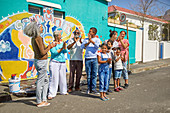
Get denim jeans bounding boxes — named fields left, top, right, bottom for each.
left=107, top=68, right=112, bottom=90
left=85, top=58, right=98, bottom=91
left=34, top=59, right=49, bottom=104
left=98, top=64, right=109, bottom=92
left=122, top=61, right=128, bottom=79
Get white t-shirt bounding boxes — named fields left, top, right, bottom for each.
left=107, top=50, right=114, bottom=68
left=114, top=55, right=123, bottom=70
left=97, top=52, right=111, bottom=65
left=67, top=38, right=83, bottom=61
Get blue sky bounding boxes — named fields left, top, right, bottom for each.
left=108, top=0, right=170, bottom=16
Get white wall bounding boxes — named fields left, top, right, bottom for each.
left=110, top=12, right=169, bottom=63
left=163, top=41, right=170, bottom=59
left=143, top=40, right=159, bottom=62
left=135, top=29, right=142, bottom=62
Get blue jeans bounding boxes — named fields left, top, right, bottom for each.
left=122, top=61, right=128, bottom=79
left=98, top=64, right=109, bottom=92
left=107, top=68, right=112, bottom=90
left=85, top=58, right=98, bottom=91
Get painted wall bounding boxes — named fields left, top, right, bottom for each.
left=108, top=23, right=136, bottom=64
left=42, top=0, right=109, bottom=41
left=0, top=0, right=109, bottom=82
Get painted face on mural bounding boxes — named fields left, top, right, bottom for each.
left=74, top=30, right=80, bottom=38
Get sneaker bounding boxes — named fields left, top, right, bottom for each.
left=86, top=90, right=90, bottom=94
left=118, top=87, right=123, bottom=90
left=114, top=88, right=119, bottom=92
left=124, top=84, right=129, bottom=89
left=108, top=89, right=113, bottom=93
left=91, top=90, right=100, bottom=95
left=68, top=88, right=72, bottom=93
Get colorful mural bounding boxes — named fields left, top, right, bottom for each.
left=0, top=7, right=86, bottom=82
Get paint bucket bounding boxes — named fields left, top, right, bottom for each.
left=9, top=77, right=20, bottom=93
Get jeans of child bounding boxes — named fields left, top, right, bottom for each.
left=34, top=59, right=49, bottom=104
left=98, top=65, right=109, bottom=92
left=85, top=58, right=98, bottom=91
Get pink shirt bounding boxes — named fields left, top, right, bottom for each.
left=118, top=39, right=129, bottom=62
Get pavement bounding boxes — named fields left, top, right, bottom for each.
left=1, top=58, right=170, bottom=103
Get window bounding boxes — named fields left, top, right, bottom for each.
left=28, top=5, right=41, bottom=15
left=54, top=11, right=63, bottom=19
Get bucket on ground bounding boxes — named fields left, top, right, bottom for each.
left=9, top=77, right=20, bottom=93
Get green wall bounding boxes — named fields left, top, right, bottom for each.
left=0, top=0, right=28, bottom=19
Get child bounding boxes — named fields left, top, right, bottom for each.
left=114, top=47, right=123, bottom=92
left=97, top=43, right=112, bottom=101
left=106, top=40, right=114, bottom=93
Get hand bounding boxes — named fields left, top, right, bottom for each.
left=79, top=35, right=82, bottom=43
left=74, top=37, right=79, bottom=42
left=88, top=33, right=92, bottom=41
left=118, top=36, right=122, bottom=41
left=49, top=42, right=56, bottom=49
left=63, top=41, right=66, bottom=49
left=107, top=58, right=112, bottom=63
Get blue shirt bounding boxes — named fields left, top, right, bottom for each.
left=81, top=37, right=100, bottom=59
left=50, top=42, right=68, bottom=62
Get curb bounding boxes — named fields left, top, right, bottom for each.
left=131, top=63, right=170, bottom=73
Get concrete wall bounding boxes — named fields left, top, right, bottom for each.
left=143, top=40, right=159, bottom=62
left=163, top=41, right=170, bottom=59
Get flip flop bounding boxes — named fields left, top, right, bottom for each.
left=100, top=97, right=107, bottom=101
left=104, top=97, right=109, bottom=100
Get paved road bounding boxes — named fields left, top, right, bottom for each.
left=1, top=66, right=170, bottom=113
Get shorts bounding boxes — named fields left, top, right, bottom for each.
left=114, top=70, right=122, bottom=79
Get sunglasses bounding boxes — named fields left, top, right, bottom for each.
left=74, top=32, right=80, bottom=34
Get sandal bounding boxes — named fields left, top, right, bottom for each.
left=104, top=96, right=109, bottom=100
left=100, top=97, right=107, bottom=101
left=37, top=102, right=50, bottom=107
left=48, top=97, right=53, bottom=100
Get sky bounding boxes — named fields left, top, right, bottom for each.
left=108, top=0, right=170, bottom=16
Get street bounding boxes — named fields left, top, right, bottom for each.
left=1, top=66, right=170, bottom=113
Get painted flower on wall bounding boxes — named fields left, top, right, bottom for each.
left=0, top=40, right=11, bottom=53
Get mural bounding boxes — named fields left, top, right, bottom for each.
left=0, top=7, right=86, bottom=82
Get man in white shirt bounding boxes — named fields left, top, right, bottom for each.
left=67, top=29, right=83, bottom=92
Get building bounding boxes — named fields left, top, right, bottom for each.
left=0, top=0, right=112, bottom=82
left=108, top=5, right=170, bottom=63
